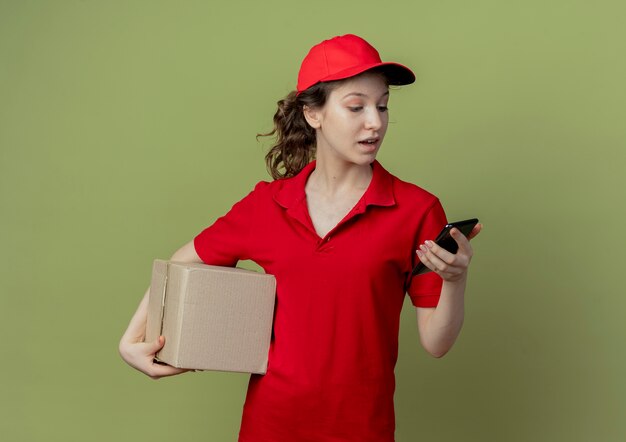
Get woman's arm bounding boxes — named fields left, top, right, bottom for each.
left=414, top=224, right=482, bottom=358
left=118, top=240, right=202, bottom=379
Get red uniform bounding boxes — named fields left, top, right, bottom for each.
left=194, top=160, right=447, bottom=441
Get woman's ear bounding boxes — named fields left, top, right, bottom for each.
left=303, top=105, right=322, bottom=129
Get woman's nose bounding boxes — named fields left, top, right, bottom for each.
left=364, top=109, right=382, bottom=130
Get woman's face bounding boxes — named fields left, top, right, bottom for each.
left=306, top=72, right=390, bottom=167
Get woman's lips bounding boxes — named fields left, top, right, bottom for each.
left=358, top=139, right=379, bottom=151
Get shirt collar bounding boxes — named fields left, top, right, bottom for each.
left=273, top=159, right=396, bottom=209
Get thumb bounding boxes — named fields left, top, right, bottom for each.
left=146, top=335, right=166, bottom=354
left=467, top=223, right=482, bottom=241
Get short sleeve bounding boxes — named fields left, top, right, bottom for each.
left=193, top=181, right=269, bottom=267
left=406, top=198, right=448, bottom=308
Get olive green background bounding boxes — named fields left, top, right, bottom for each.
left=1, top=1, right=624, bottom=441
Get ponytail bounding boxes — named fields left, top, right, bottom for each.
left=259, top=81, right=339, bottom=180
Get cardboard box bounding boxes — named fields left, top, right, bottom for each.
left=145, top=260, right=276, bottom=374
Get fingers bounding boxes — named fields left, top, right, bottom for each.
left=144, top=337, right=191, bottom=379
left=416, top=234, right=472, bottom=281
left=416, top=245, right=444, bottom=273
left=147, top=362, right=190, bottom=380
left=122, top=335, right=191, bottom=380
left=419, top=241, right=462, bottom=273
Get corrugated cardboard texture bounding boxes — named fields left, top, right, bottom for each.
left=145, top=260, right=276, bottom=374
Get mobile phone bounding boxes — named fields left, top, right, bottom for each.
left=411, top=218, right=479, bottom=277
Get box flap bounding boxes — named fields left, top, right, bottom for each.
left=145, top=259, right=167, bottom=344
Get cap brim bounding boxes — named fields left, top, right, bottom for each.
left=320, top=62, right=416, bottom=86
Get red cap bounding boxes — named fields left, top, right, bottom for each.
left=296, top=34, right=415, bottom=94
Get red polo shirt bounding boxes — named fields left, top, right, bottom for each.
left=194, top=160, right=447, bottom=442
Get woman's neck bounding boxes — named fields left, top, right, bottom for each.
left=307, top=156, right=374, bottom=197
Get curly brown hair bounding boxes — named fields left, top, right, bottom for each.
left=258, top=81, right=339, bottom=180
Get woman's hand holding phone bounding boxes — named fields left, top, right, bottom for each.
left=415, top=221, right=482, bottom=283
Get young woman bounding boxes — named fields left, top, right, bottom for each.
left=119, top=34, right=482, bottom=442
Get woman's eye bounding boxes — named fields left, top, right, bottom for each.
left=348, top=105, right=388, bottom=112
